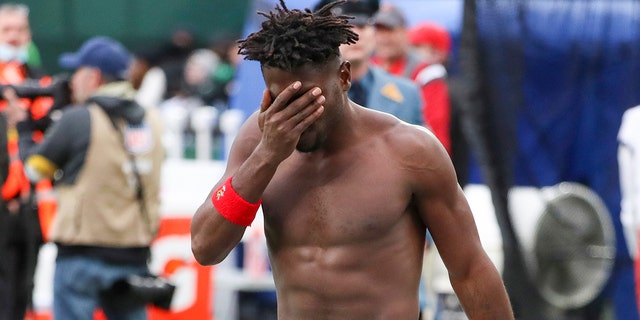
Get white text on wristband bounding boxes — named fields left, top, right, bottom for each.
left=211, top=177, right=262, bottom=226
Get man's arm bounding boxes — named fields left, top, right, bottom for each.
left=410, top=129, right=514, bottom=319
left=189, top=110, right=273, bottom=266
left=190, top=81, right=325, bottom=265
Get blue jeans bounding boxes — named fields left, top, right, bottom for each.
left=53, top=255, right=149, bottom=320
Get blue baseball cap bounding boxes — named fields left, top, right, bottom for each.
left=59, top=36, right=131, bottom=79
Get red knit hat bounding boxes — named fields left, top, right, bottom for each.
left=407, top=22, right=452, bottom=55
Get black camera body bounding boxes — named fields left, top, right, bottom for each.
left=0, top=75, right=72, bottom=113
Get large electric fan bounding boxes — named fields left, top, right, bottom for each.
left=531, top=182, right=616, bottom=310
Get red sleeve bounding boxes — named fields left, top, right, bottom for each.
left=420, top=79, right=451, bottom=155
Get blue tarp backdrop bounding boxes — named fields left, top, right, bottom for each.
left=466, top=1, right=640, bottom=318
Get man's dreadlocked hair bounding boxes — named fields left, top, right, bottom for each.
left=238, top=0, right=359, bottom=71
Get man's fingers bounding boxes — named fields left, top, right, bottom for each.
left=258, top=89, right=271, bottom=132
left=276, top=86, right=323, bottom=121
left=259, top=89, right=271, bottom=112
left=261, top=82, right=324, bottom=137
left=269, top=81, right=301, bottom=112
left=286, top=93, right=325, bottom=129
left=291, top=104, right=324, bottom=134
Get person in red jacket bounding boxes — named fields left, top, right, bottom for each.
left=407, top=21, right=454, bottom=156
left=371, top=4, right=452, bottom=155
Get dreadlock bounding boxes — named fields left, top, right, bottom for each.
left=238, top=0, right=359, bottom=71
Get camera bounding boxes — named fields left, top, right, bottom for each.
left=0, top=75, right=72, bottom=114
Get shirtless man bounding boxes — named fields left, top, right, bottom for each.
left=190, top=1, right=514, bottom=319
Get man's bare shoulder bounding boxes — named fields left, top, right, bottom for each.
left=365, top=110, right=447, bottom=169
left=358, top=110, right=456, bottom=201
left=362, top=110, right=459, bottom=205
left=236, top=111, right=261, bottom=138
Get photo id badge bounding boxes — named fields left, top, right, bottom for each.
left=124, top=122, right=154, bottom=154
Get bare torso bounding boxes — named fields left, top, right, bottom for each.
left=192, top=70, right=513, bottom=320
left=262, top=114, right=427, bottom=319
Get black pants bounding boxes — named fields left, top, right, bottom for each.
left=0, top=205, right=10, bottom=320
left=0, top=202, right=42, bottom=320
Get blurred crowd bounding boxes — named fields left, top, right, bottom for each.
left=128, top=27, right=242, bottom=160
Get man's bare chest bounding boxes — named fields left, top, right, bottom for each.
left=262, top=160, right=412, bottom=245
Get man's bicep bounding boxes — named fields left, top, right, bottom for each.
left=414, top=148, right=484, bottom=278
left=422, top=187, right=486, bottom=279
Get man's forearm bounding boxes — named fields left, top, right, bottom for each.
left=230, top=143, right=280, bottom=204
left=451, top=259, right=514, bottom=319
left=191, top=144, right=280, bottom=265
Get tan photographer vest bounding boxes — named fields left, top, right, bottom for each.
left=50, top=104, right=164, bottom=247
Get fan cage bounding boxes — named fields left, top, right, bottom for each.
left=531, top=182, right=616, bottom=310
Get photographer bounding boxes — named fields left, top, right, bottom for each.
left=0, top=4, right=56, bottom=320
left=11, top=36, right=164, bottom=320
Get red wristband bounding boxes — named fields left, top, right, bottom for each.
left=211, top=177, right=261, bottom=227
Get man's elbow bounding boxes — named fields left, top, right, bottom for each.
left=191, top=238, right=223, bottom=266
left=191, top=237, right=218, bottom=266
left=192, top=250, right=216, bottom=266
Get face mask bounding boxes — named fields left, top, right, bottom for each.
left=0, top=43, right=28, bottom=63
